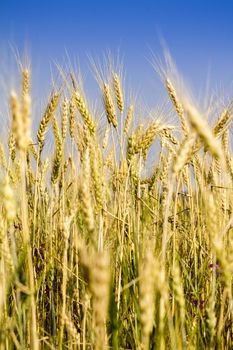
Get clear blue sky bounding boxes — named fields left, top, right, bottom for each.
left=0, top=0, right=233, bottom=105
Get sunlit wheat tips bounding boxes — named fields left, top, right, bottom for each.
left=213, top=108, right=231, bottom=138
left=90, top=144, right=105, bottom=210
left=69, top=94, right=76, bottom=139
left=113, top=73, right=124, bottom=112
left=159, top=127, right=178, bottom=145
left=51, top=115, right=62, bottom=184
left=172, top=133, right=196, bottom=175
left=102, top=125, right=110, bottom=149
left=134, top=120, right=160, bottom=154
left=165, top=78, right=188, bottom=136
left=74, top=90, right=96, bottom=135
left=184, top=101, right=224, bottom=161
left=37, top=92, right=60, bottom=153
left=103, top=83, right=118, bottom=128
left=124, top=104, right=134, bottom=134
left=8, top=131, right=16, bottom=161
left=79, top=147, right=95, bottom=234
left=10, top=91, right=23, bottom=151
left=21, top=69, right=32, bottom=150
left=61, top=97, right=69, bottom=140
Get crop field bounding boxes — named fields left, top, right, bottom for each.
left=0, top=55, right=232, bottom=350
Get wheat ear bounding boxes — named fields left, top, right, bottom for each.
left=184, top=102, right=224, bottom=160
left=166, top=78, right=188, bottom=135
left=103, top=83, right=118, bottom=128
left=37, top=92, right=60, bottom=153
left=74, top=91, right=96, bottom=135
left=113, top=73, right=124, bottom=112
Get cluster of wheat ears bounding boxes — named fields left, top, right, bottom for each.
left=0, top=55, right=232, bottom=350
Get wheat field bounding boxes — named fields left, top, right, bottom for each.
left=0, top=56, right=232, bottom=350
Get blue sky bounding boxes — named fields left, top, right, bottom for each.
left=0, top=0, right=233, bottom=105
